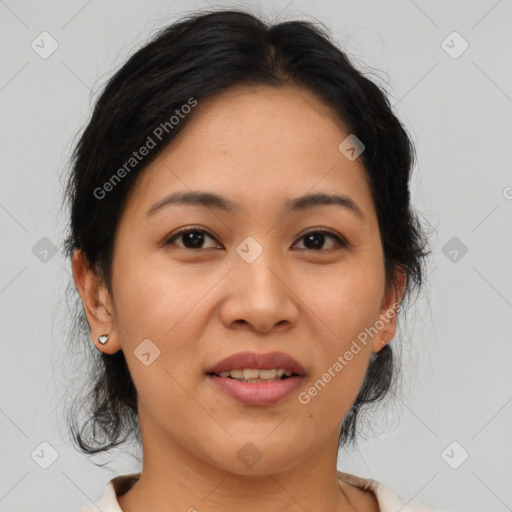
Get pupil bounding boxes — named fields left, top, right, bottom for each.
left=304, top=233, right=324, bottom=249
left=183, top=231, right=204, bottom=248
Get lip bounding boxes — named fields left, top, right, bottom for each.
left=208, top=374, right=304, bottom=406
left=206, top=351, right=306, bottom=376
left=205, top=351, right=306, bottom=406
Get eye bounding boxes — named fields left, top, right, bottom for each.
left=164, top=227, right=347, bottom=252
left=293, top=230, right=347, bottom=252
left=165, top=228, right=220, bottom=250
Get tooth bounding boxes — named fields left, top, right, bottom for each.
left=258, top=369, right=277, bottom=379
left=215, top=368, right=296, bottom=380
left=242, top=369, right=260, bottom=379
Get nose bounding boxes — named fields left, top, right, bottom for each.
left=218, top=245, right=299, bottom=334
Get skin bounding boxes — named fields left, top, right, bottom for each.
left=73, top=84, right=406, bottom=512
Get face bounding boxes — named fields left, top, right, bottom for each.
left=75, top=84, right=404, bottom=476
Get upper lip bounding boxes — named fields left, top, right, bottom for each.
left=206, top=351, right=306, bottom=376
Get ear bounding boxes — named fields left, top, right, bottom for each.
left=72, top=249, right=122, bottom=354
left=371, top=266, right=407, bottom=354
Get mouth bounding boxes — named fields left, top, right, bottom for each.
left=205, top=351, right=306, bottom=405
left=208, top=368, right=301, bottom=382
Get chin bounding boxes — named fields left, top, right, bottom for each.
left=204, top=438, right=310, bottom=477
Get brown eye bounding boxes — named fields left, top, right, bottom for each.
left=293, top=231, right=346, bottom=251
left=166, top=228, right=219, bottom=250
left=164, top=228, right=347, bottom=252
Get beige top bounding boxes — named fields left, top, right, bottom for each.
left=77, top=471, right=440, bottom=512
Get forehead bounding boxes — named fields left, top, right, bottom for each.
left=172, top=83, right=351, bottom=154
left=125, top=84, right=376, bottom=221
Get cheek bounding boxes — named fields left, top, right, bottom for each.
left=111, top=250, right=211, bottom=339
left=110, top=253, right=218, bottom=395
left=299, top=258, right=384, bottom=345
left=112, top=260, right=206, bottom=410
left=295, top=258, right=383, bottom=406
left=299, top=293, right=375, bottom=426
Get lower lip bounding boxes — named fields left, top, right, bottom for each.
left=207, top=375, right=304, bottom=406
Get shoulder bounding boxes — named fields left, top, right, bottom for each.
left=78, top=471, right=441, bottom=512
left=337, top=471, right=440, bottom=512
left=77, top=473, right=140, bottom=512
left=77, top=483, right=119, bottom=512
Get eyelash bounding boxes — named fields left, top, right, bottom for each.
left=164, top=226, right=348, bottom=252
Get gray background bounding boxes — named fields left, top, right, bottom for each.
left=1, top=1, right=511, bottom=511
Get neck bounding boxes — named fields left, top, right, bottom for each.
left=117, top=424, right=355, bottom=512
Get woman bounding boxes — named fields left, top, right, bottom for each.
left=66, top=8, right=436, bottom=512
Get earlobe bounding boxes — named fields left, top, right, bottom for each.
left=71, top=249, right=121, bottom=354
left=372, top=266, right=407, bottom=353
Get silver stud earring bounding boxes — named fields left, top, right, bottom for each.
left=98, top=334, right=110, bottom=345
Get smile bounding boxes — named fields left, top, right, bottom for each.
left=215, top=368, right=296, bottom=382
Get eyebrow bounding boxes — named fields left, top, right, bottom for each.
left=146, top=190, right=365, bottom=220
